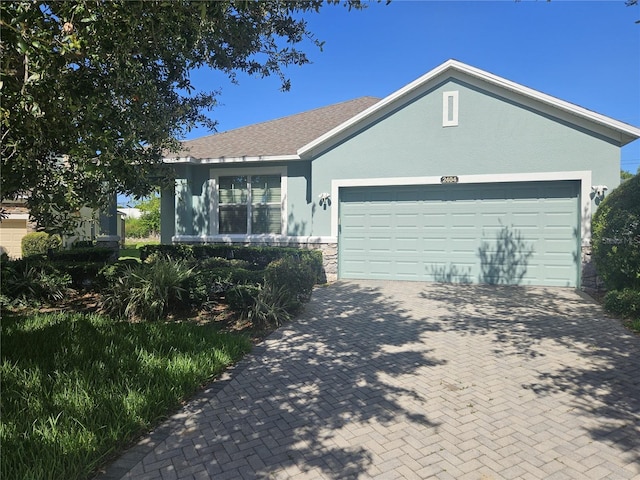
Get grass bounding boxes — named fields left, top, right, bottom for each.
left=1, top=311, right=252, bottom=480
left=625, top=318, right=640, bottom=334
left=119, top=239, right=160, bottom=260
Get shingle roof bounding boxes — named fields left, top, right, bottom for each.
left=169, top=96, right=380, bottom=160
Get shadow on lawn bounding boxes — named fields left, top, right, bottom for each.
left=420, top=283, right=640, bottom=467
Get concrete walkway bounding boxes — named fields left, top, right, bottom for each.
left=99, top=280, right=640, bottom=480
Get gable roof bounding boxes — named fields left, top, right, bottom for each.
left=298, top=59, right=640, bottom=159
left=166, top=96, right=380, bottom=163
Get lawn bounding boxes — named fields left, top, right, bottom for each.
left=119, top=239, right=159, bottom=260
left=0, top=311, right=252, bottom=480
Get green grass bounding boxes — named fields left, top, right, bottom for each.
left=119, top=247, right=139, bottom=259
left=626, top=318, right=640, bottom=334
left=1, top=311, right=251, bottom=480
left=119, top=240, right=160, bottom=260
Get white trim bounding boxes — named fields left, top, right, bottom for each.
left=298, top=59, right=640, bottom=157
left=209, top=166, right=287, bottom=236
left=442, top=91, right=459, bottom=127
left=165, top=155, right=299, bottom=164
left=331, top=170, right=592, bottom=245
left=5, top=213, right=29, bottom=220
left=172, top=235, right=336, bottom=245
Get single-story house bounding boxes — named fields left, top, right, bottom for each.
left=161, top=59, right=640, bottom=288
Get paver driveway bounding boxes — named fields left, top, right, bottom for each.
left=99, top=280, right=640, bottom=480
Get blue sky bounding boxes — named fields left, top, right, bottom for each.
left=187, top=1, right=640, bottom=171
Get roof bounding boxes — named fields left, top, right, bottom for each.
left=299, top=59, right=640, bottom=158
left=165, top=59, right=640, bottom=164
left=166, top=97, right=380, bottom=163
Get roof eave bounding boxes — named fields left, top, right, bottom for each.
left=163, top=154, right=301, bottom=165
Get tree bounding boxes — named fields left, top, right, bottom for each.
left=135, top=193, right=161, bottom=238
left=621, top=169, right=634, bottom=182
left=1, top=1, right=367, bottom=232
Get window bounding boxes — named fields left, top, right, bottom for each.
left=217, top=173, right=282, bottom=234
left=442, top=90, right=459, bottom=127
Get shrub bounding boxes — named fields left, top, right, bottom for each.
left=1, top=259, right=71, bottom=306
left=140, top=245, right=326, bottom=278
left=265, top=255, right=316, bottom=305
left=140, top=244, right=194, bottom=261
left=100, top=257, right=194, bottom=321
left=51, top=261, right=105, bottom=290
left=97, top=258, right=142, bottom=285
left=592, top=174, right=640, bottom=290
left=604, top=288, right=640, bottom=320
left=50, top=247, right=115, bottom=263
left=187, top=258, right=264, bottom=306
left=226, top=284, right=261, bottom=313
left=21, top=232, right=61, bottom=257
left=246, top=283, right=297, bottom=327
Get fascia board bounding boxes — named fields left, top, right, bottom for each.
left=163, top=154, right=300, bottom=164
left=455, top=62, right=640, bottom=145
left=298, top=59, right=640, bottom=158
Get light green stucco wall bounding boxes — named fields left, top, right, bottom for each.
left=161, top=79, right=622, bottom=241
left=304, top=79, right=620, bottom=237
left=161, top=161, right=314, bottom=238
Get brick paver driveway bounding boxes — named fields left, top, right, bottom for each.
left=100, top=280, right=640, bottom=480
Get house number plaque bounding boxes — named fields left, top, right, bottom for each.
left=440, top=175, right=459, bottom=184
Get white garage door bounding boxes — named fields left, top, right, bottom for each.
left=0, top=219, right=28, bottom=259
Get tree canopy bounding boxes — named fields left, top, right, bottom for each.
left=1, top=0, right=366, bottom=232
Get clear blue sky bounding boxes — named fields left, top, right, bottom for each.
left=188, top=1, right=640, bottom=169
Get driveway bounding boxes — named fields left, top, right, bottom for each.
left=100, top=280, right=640, bottom=480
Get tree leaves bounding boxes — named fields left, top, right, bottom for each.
left=1, top=0, right=366, bottom=233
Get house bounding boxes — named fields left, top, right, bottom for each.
left=161, top=59, right=640, bottom=288
left=0, top=201, right=125, bottom=258
left=0, top=198, right=34, bottom=259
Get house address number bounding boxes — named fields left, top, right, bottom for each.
left=440, top=175, right=459, bottom=184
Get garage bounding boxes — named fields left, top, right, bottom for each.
left=338, top=180, right=580, bottom=287
left=0, top=218, right=28, bottom=259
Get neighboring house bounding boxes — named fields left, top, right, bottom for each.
left=161, top=59, right=640, bottom=288
left=0, top=198, right=34, bottom=259
left=119, top=207, right=142, bottom=220
left=0, top=202, right=124, bottom=258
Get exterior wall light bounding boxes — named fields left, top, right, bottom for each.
left=591, top=185, right=608, bottom=205
left=318, top=192, right=331, bottom=207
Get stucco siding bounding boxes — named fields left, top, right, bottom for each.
left=302, top=79, right=619, bottom=237
left=164, top=162, right=314, bottom=238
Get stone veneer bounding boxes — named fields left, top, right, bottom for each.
left=580, top=243, right=605, bottom=295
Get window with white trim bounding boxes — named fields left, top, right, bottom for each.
left=217, top=173, right=282, bottom=234
left=442, top=90, right=459, bottom=127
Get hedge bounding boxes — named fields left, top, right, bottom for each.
left=592, top=174, right=640, bottom=290
left=21, top=232, right=61, bottom=257
left=140, top=245, right=325, bottom=282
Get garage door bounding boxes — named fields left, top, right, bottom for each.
left=0, top=219, right=28, bottom=259
left=339, top=181, right=580, bottom=287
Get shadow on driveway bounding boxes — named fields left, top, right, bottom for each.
left=421, top=283, right=640, bottom=467
left=242, top=281, right=446, bottom=477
